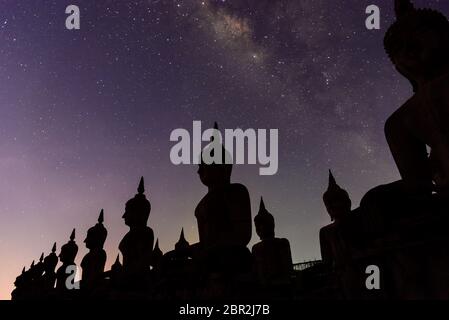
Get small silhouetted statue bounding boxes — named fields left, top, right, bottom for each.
left=320, top=171, right=368, bottom=299
left=41, top=243, right=58, bottom=292
left=193, top=122, right=252, bottom=274
left=34, top=253, right=45, bottom=279
left=11, top=267, right=27, bottom=300
left=119, top=177, right=154, bottom=286
left=320, top=171, right=353, bottom=268
left=251, top=197, right=293, bottom=288
left=56, top=229, right=78, bottom=292
left=383, top=0, right=449, bottom=196
left=81, top=209, right=107, bottom=290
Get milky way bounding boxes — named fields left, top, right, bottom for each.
left=1, top=0, right=448, bottom=299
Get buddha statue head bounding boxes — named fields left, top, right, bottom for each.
left=323, top=170, right=351, bottom=221
left=14, top=267, right=26, bottom=288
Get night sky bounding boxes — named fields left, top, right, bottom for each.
left=1, top=0, right=448, bottom=299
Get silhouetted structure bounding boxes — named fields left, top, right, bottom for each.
left=11, top=2, right=449, bottom=298
left=41, top=243, right=58, bottom=293
left=55, top=229, right=78, bottom=294
left=118, top=177, right=154, bottom=289
left=320, top=170, right=356, bottom=268
left=192, top=122, right=252, bottom=278
left=81, top=209, right=107, bottom=291
left=151, top=239, right=163, bottom=273
left=384, top=0, right=449, bottom=195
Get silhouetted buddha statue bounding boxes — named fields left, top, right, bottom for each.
left=28, top=260, right=36, bottom=281
left=175, top=229, right=190, bottom=255
left=41, top=243, right=58, bottom=291
left=56, top=229, right=78, bottom=291
left=151, top=239, right=163, bottom=272
left=111, top=254, right=122, bottom=273
left=119, top=177, right=154, bottom=280
left=163, top=229, right=191, bottom=268
left=11, top=267, right=27, bottom=300
left=109, top=254, right=123, bottom=288
left=81, top=209, right=107, bottom=289
left=320, top=171, right=366, bottom=298
left=35, top=253, right=45, bottom=279
left=319, top=171, right=356, bottom=268
left=193, top=123, right=252, bottom=274
left=383, top=0, right=449, bottom=196
left=251, top=198, right=293, bottom=287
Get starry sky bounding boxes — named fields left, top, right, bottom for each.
left=1, top=0, right=448, bottom=299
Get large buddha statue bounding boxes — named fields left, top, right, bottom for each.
left=383, top=0, right=449, bottom=196
left=251, top=198, right=293, bottom=287
left=81, top=209, right=107, bottom=290
left=119, top=177, right=154, bottom=279
left=193, top=123, right=252, bottom=274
